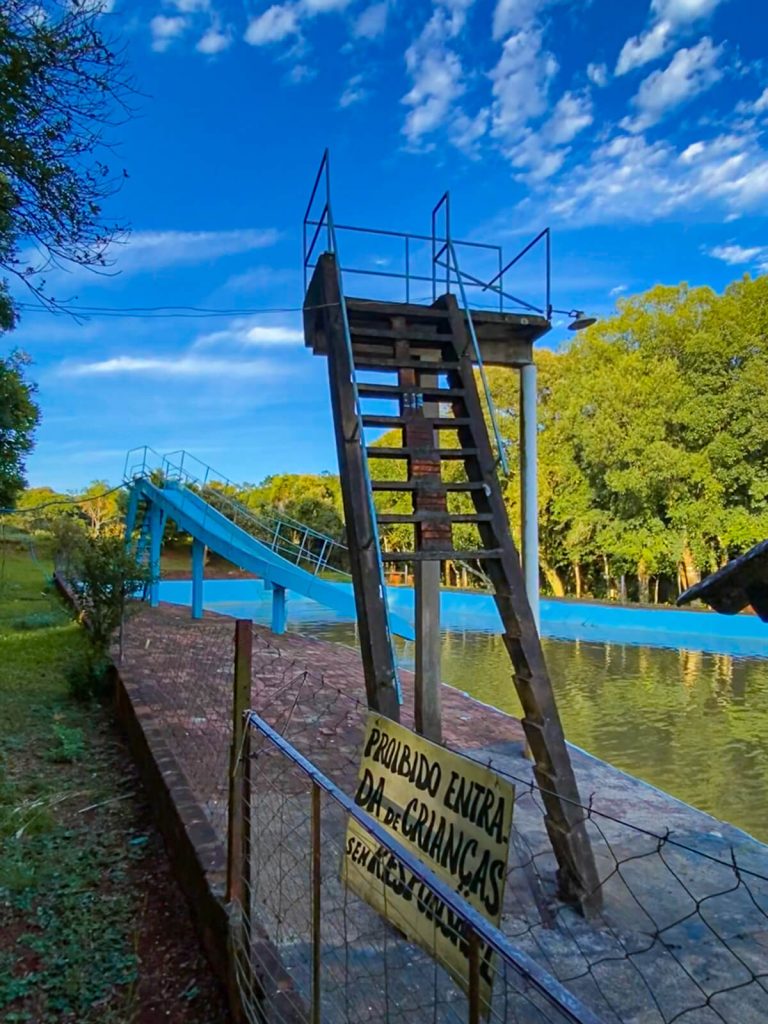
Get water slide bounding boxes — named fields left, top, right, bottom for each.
left=125, top=470, right=415, bottom=641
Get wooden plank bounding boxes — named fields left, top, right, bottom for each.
left=357, top=382, right=464, bottom=399
left=439, top=293, right=602, bottom=914
left=362, top=415, right=470, bottom=429
left=308, top=256, right=401, bottom=722
left=367, top=447, right=478, bottom=459
left=382, top=549, right=503, bottom=562
left=371, top=480, right=485, bottom=492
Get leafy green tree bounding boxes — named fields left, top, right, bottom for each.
left=0, top=350, right=40, bottom=507
left=0, top=0, right=129, bottom=319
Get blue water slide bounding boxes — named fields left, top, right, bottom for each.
left=128, top=477, right=415, bottom=641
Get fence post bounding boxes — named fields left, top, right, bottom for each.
left=228, top=619, right=252, bottom=904
left=311, top=782, right=321, bottom=1024
left=467, top=929, right=480, bottom=1024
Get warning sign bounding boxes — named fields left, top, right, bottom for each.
left=341, top=714, right=515, bottom=1009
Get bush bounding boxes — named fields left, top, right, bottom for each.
left=65, top=649, right=112, bottom=702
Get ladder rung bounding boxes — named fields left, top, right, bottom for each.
left=382, top=549, right=503, bottom=562
left=357, top=382, right=464, bottom=399
left=371, top=480, right=487, bottom=492
left=377, top=513, right=494, bottom=524
left=366, top=447, right=479, bottom=460
left=354, top=357, right=460, bottom=372
left=362, top=415, right=471, bottom=429
left=350, top=326, right=447, bottom=343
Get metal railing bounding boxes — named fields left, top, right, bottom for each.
left=234, top=709, right=604, bottom=1024
left=303, top=172, right=551, bottom=319
left=304, top=149, right=404, bottom=700
left=123, top=445, right=351, bottom=579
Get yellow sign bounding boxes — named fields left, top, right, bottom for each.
left=341, top=714, right=515, bottom=1010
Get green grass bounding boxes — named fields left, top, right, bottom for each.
left=0, top=540, right=142, bottom=1023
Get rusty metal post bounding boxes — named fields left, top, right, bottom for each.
left=467, top=929, right=480, bottom=1024
left=310, top=782, right=322, bottom=1024
left=227, top=619, right=252, bottom=904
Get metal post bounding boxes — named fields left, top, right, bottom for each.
left=228, top=620, right=252, bottom=904
left=191, top=538, right=204, bottom=620
left=271, top=584, right=287, bottom=635
left=148, top=502, right=163, bottom=607
left=468, top=929, right=481, bottom=1024
left=310, top=782, right=321, bottom=1024
left=520, top=362, right=540, bottom=629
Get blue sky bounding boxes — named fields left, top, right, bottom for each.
left=11, top=0, right=768, bottom=491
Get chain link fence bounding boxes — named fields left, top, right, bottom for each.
left=117, top=605, right=768, bottom=1024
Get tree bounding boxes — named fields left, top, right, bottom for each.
left=78, top=479, right=120, bottom=535
left=0, top=350, right=40, bottom=507
left=0, top=0, right=129, bottom=319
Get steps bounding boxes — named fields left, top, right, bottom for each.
left=304, top=252, right=601, bottom=910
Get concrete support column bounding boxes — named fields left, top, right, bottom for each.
left=414, top=361, right=442, bottom=744
left=191, top=539, right=204, bottom=620
left=414, top=559, right=442, bottom=743
left=148, top=503, right=163, bottom=608
left=520, top=361, right=540, bottom=630
left=271, top=584, right=287, bottom=635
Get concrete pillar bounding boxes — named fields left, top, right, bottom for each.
left=415, top=560, right=442, bottom=743
left=414, top=363, right=442, bottom=743
left=271, top=584, right=287, bottom=635
left=520, top=362, right=540, bottom=630
left=191, top=539, right=204, bottom=620
left=148, top=503, right=163, bottom=608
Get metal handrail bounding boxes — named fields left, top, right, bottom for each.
left=447, top=242, right=510, bottom=476
left=247, top=712, right=605, bottom=1024
left=318, top=152, right=403, bottom=702
left=125, top=446, right=351, bottom=579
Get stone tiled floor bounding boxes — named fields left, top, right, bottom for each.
left=117, top=603, right=768, bottom=1024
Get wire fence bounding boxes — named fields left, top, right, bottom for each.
left=117, top=605, right=768, bottom=1024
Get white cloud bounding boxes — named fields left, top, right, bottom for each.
left=450, top=108, right=489, bottom=156
left=623, top=38, right=722, bottom=131
left=287, top=63, right=316, bottom=83
left=490, top=28, right=557, bottom=141
left=706, top=243, right=767, bottom=272
left=754, top=87, right=768, bottom=114
left=60, top=356, right=286, bottom=379
left=400, top=1, right=477, bottom=147
left=23, top=228, right=280, bottom=281
left=492, top=0, right=548, bottom=39
left=609, top=284, right=628, bottom=296
left=245, top=4, right=299, bottom=45
left=615, top=20, right=672, bottom=76
left=222, top=266, right=298, bottom=292
left=339, top=73, right=369, bottom=108
left=544, top=90, right=593, bottom=145
left=528, top=127, right=768, bottom=226
left=615, top=0, right=726, bottom=75
left=303, top=0, right=351, bottom=10
left=196, top=23, right=232, bottom=53
left=651, top=0, right=724, bottom=23
left=169, top=0, right=211, bottom=11
left=194, top=321, right=305, bottom=348
left=108, top=228, right=280, bottom=276
left=587, top=62, right=608, bottom=87
left=150, top=14, right=189, bottom=51
left=352, top=2, right=388, bottom=39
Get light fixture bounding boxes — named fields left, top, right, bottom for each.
left=567, top=310, right=597, bottom=331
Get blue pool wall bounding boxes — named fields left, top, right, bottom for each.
left=157, top=578, right=768, bottom=659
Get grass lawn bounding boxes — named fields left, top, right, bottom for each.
left=0, top=539, right=229, bottom=1024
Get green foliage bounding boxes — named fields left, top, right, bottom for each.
left=0, top=350, right=40, bottom=507
left=0, top=0, right=129, bottom=316
left=65, top=533, right=151, bottom=658
left=48, top=723, right=85, bottom=763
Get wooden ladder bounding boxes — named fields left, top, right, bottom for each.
left=305, top=253, right=600, bottom=911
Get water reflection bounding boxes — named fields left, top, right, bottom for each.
left=305, top=621, right=768, bottom=842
